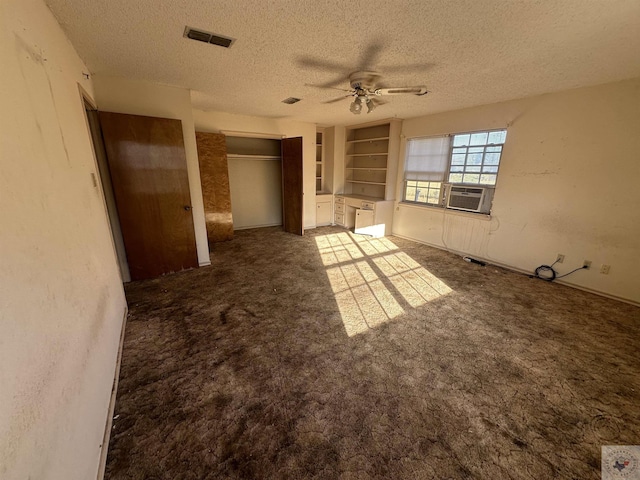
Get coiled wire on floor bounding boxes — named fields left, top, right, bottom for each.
left=534, top=259, right=586, bottom=282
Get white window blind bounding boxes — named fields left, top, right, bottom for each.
left=404, top=136, right=450, bottom=181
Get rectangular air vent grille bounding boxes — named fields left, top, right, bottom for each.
left=282, top=97, right=301, bottom=104
left=449, top=192, right=482, bottom=210
left=184, top=27, right=234, bottom=48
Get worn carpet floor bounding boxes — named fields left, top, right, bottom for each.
left=106, top=226, right=640, bottom=480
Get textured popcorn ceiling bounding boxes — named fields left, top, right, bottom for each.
left=46, top=0, right=640, bottom=126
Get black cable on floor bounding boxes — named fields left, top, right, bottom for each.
left=534, top=259, right=586, bottom=282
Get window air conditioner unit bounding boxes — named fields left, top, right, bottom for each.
left=446, top=185, right=494, bottom=214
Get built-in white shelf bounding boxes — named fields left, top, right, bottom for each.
left=227, top=154, right=281, bottom=160
left=346, top=167, right=387, bottom=171
left=346, top=152, right=388, bottom=157
left=346, top=136, right=390, bottom=144
left=346, top=180, right=387, bottom=186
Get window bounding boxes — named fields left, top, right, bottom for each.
left=403, top=136, right=449, bottom=206
left=403, top=129, right=507, bottom=208
left=449, top=130, right=506, bottom=186
left=405, top=180, right=443, bottom=205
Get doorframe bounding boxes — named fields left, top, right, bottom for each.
left=76, top=84, right=129, bottom=480
left=77, top=84, right=131, bottom=282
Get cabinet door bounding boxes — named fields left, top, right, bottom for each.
left=355, top=209, right=384, bottom=237
left=355, top=209, right=375, bottom=231
left=316, top=202, right=331, bottom=226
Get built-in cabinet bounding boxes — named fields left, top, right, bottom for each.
left=315, top=193, right=332, bottom=226
left=343, top=119, right=401, bottom=201
left=334, top=194, right=394, bottom=237
left=332, top=119, right=401, bottom=237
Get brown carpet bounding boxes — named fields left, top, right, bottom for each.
left=105, top=226, right=640, bottom=480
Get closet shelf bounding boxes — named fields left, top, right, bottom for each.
left=346, top=180, right=387, bottom=186
left=346, top=136, right=389, bottom=144
left=346, top=167, right=387, bottom=171
left=227, top=154, right=280, bottom=160
left=346, top=152, right=388, bottom=157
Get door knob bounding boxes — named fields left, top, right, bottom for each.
left=184, top=205, right=192, bottom=211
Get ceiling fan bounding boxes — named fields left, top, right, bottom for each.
left=318, top=71, right=428, bottom=114
left=298, top=42, right=430, bottom=114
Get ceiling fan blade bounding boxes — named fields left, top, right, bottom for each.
left=369, top=97, right=388, bottom=106
left=317, top=76, right=350, bottom=88
left=358, top=42, right=384, bottom=70
left=305, top=83, right=352, bottom=93
left=379, top=63, right=434, bottom=74
left=297, top=56, right=350, bottom=72
left=323, top=95, right=353, bottom=104
left=375, top=87, right=428, bottom=96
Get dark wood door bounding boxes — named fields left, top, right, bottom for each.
left=99, top=112, right=198, bottom=280
left=195, top=132, right=234, bottom=244
left=281, top=137, right=304, bottom=236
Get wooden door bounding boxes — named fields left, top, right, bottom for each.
left=195, top=132, right=233, bottom=244
left=99, top=112, right=198, bottom=280
left=281, top=137, right=303, bottom=235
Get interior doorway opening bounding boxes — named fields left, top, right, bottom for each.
left=82, top=96, right=131, bottom=282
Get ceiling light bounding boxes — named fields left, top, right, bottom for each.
left=366, top=97, right=376, bottom=113
left=349, top=97, right=363, bottom=114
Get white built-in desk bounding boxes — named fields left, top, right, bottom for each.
left=334, top=194, right=394, bottom=238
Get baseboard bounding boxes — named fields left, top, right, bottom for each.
left=391, top=233, right=639, bottom=307
left=96, top=306, right=128, bottom=480
left=198, top=260, right=211, bottom=267
left=234, top=223, right=282, bottom=231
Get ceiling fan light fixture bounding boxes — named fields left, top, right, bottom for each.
left=366, top=97, right=376, bottom=113
left=350, top=97, right=363, bottom=114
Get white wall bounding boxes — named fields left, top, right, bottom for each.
left=192, top=110, right=317, bottom=230
left=0, top=1, right=127, bottom=479
left=393, top=78, right=640, bottom=304
left=227, top=157, right=283, bottom=229
left=92, top=76, right=210, bottom=266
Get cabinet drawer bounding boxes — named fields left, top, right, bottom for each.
left=334, top=213, right=344, bottom=225
left=335, top=196, right=345, bottom=204
left=334, top=203, right=345, bottom=214
left=361, top=201, right=375, bottom=210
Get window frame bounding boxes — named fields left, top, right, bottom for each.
left=401, top=128, right=507, bottom=210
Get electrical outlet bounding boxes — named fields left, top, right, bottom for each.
left=556, top=254, right=565, bottom=263
left=583, top=260, right=592, bottom=270
left=600, top=264, right=611, bottom=275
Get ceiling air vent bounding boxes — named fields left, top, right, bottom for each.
left=282, top=97, right=301, bottom=104
left=184, top=26, right=235, bottom=48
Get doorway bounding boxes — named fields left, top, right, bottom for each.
left=83, top=98, right=131, bottom=282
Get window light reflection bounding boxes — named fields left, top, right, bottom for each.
left=315, top=232, right=453, bottom=337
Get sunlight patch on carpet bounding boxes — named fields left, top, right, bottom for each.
left=315, top=232, right=452, bottom=336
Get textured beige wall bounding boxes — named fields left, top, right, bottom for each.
left=0, top=0, right=127, bottom=479
left=192, top=109, right=317, bottom=230
left=393, top=78, right=640, bottom=303
left=91, top=76, right=211, bottom=266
